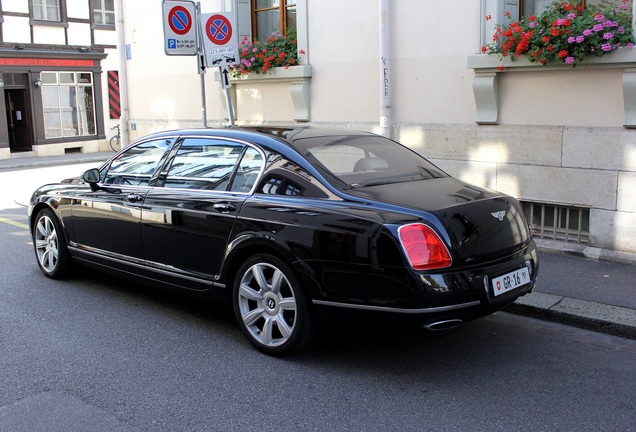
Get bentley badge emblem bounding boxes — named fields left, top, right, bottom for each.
left=491, top=211, right=506, bottom=221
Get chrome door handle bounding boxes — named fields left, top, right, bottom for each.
left=126, top=194, right=143, bottom=203
left=213, top=203, right=237, bottom=213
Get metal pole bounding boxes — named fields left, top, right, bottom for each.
left=199, top=54, right=207, bottom=127
left=220, top=67, right=235, bottom=126
left=114, top=0, right=129, bottom=146
left=197, top=2, right=207, bottom=127
left=379, top=0, right=391, bottom=138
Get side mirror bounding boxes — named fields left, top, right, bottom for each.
left=81, top=168, right=121, bottom=194
left=82, top=168, right=101, bottom=184
left=82, top=168, right=106, bottom=192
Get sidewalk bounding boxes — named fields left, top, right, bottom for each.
left=1, top=151, right=635, bottom=340
left=0, top=151, right=115, bottom=172
left=507, top=245, right=636, bottom=340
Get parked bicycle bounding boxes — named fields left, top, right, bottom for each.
left=109, top=124, right=121, bottom=151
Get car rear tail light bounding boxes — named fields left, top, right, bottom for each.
left=397, top=223, right=452, bottom=270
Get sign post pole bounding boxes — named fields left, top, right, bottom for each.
left=162, top=0, right=205, bottom=126
left=199, top=12, right=237, bottom=126
left=196, top=3, right=207, bottom=127
left=219, top=66, right=235, bottom=126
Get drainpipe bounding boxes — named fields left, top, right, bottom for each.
left=379, top=0, right=391, bottom=138
left=114, top=0, right=129, bottom=147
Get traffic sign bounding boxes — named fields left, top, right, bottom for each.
left=200, top=13, right=237, bottom=68
left=205, top=14, right=232, bottom=45
left=162, top=0, right=197, bottom=56
left=169, top=6, right=192, bottom=35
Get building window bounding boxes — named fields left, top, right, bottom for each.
left=41, top=72, right=97, bottom=139
left=252, top=0, right=296, bottom=41
left=520, top=201, right=590, bottom=244
left=33, top=0, right=61, bottom=21
left=481, top=0, right=633, bottom=47
left=93, top=0, right=115, bottom=26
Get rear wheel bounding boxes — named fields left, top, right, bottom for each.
left=33, top=208, right=70, bottom=279
left=233, top=254, right=314, bottom=356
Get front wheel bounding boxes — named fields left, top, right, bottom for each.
left=33, top=208, right=71, bottom=279
left=233, top=254, right=314, bottom=356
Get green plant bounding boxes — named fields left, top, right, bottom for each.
left=482, top=0, right=634, bottom=68
left=230, top=31, right=305, bottom=78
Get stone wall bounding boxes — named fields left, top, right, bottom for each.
left=395, top=123, right=636, bottom=254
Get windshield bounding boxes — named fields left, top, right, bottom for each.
left=295, top=134, right=448, bottom=188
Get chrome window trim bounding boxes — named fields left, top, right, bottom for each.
left=163, top=135, right=268, bottom=195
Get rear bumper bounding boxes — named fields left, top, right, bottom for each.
left=306, top=242, right=539, bottom=326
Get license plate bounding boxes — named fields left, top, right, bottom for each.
left=492, top=267, right=530, bottom=296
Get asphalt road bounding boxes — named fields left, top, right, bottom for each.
left=0, top=206, right=635, bottom=432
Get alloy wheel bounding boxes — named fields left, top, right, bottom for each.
left=237, top=262, right=298, bottom=348
left=34, top=213, right=60, bottom=274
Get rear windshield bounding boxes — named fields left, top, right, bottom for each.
left=295, top=134, right=447, bottom=188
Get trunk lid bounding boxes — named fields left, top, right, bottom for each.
left=347, top=177, right=531, bottom=265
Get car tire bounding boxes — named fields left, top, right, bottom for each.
left=233, top=254, right=314, bottom=356
left=33, top=208, right=71, bottom=279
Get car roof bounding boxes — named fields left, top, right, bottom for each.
left=135, top=126, right=378, bottom=154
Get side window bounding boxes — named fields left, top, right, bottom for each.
left=164, top=138, right=245, bottom=191
left=256, top=154, right=330, bottom=199
left=103, top=139, right=171, bottom=186
left=229, top=147, right=264, bottom=192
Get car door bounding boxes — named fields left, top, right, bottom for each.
left=70, top=138, right=173, bottom=262
left=141, top=137, right=264, bottom=283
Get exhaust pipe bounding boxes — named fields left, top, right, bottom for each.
left=423, top=319, right=463, bottom=331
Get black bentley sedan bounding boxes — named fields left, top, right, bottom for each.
left=29, top=127, right=538, bottom=355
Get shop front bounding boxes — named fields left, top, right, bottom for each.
left=0, top=50, right=107, bottom=159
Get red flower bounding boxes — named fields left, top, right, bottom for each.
left=481, top=45, right=487, bottom=53
left=558, top=50, right=569, bottom=58
left=497, top=66, right=505, bottom=71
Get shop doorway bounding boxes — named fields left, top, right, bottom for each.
left=5, top=86, right=33, bottom=152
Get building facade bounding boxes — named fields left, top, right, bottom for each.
left=2, top=0, right=635, bottom=257
left=0, top=0, right=120, bottom=158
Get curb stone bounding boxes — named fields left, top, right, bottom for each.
left=506, top=292, right=636, bottom=340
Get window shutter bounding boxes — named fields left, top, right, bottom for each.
left=222, top=0, right=252, bottom=44
left=503, top=0, right=519, bottom=21
left=532, top=0, right=550, bottom=15
left=237, top=0, right=252, bottom=43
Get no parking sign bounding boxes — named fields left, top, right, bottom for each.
left=162, top=0, right=197, bottom=56
left=199, top=13, right=237, bottom=67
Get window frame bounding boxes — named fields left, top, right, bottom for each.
left=92, top=0, right=116, bottom=28
left=31, top=0, right=65, bottom=24
left=517, top=0, right=586, bottom=20
left=40, top=71, right=98, bottom=140
left=162, top=137, right=266, bottom=193
left=251, top=0, right=297, bottom=40
left=102, top=138, right=174, bottom=187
